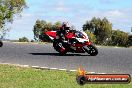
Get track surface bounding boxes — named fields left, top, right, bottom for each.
left=0, top=42, right=132, bottom=74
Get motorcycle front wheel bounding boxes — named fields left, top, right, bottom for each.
left=84, top=44, right=98, bottom=56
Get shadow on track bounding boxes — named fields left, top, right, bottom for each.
left=29, top=53, right=89, bottom=56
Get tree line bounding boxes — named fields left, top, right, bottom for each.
left=33, top=20, right=62, bottom=42
left=33, top=18, right=132, bottom=47
left=83, top=17, right=131, bottom=47
left=0, top=0, right=131, bottom=46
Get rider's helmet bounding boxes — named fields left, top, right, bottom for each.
left=62, top=22, right=67, bottom=29
left=61, top=22, right=70, bottom=33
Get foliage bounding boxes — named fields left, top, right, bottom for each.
left=31, top=39, right=34, bottom=42
left=52, top=21, right=62, bottom=31
left=111, top=30, right=129, bottom=46
left=83, top=17, right=112, bottom=45
left=84, top=30, right=96, bottom=43
left=19, top=37, right=29, bottom=42
left=33, top=17, right=130, bottom=47
left=127, top=35, right=132, bottom=46
left=0, top=0, right=26, bottom=38
left=33, top=20, right=62, bottom=41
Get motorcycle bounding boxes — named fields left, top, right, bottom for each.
left=0, top=40, right=3, bottom=47
left=44, top=30, right=98, bottom=56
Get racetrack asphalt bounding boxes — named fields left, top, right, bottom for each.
left=0, top=42, right=132, bottom=74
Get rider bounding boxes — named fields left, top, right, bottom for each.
left=57, top=22, right=77, bottom=45
left=55, top=22, right=78, bottom=53
left=55, top=22, right=71, bottom=52
left=57, top=22, right=70, bottom=42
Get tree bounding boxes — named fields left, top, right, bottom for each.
left=33, top=20, right=62, bottom=42
left=83, top=17, right=112, bottom=45
left=52, top=21, right=62, bottom=31
left=84, top=30, right=96, bottom=43
left=33, top=20, right=46, bottom=41
left=127, top=35, right=132, bottom=46
left=111, top=30, right=129, bottom=46
left=0, top=0, right=26, bottom=38
left=19, top=37, right=29, bottom=42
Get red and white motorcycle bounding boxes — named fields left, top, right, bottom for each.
left=44, top=30, right=98, bottom=56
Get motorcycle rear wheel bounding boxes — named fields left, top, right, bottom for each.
left=53, top=40, right=67, bottom=55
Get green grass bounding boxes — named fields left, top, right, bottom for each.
left=0, top=64, right=131, bottom=88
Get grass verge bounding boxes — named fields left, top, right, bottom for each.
left=0, top=64, right=131, bottom=88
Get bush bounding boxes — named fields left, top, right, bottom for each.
left=111, top=30, right=128, bottom=47
left=19, top=37, right=29, bottom=42
left=84, top=31, right=96, bottom=43
left=127, top=35, right=132, bottom=47
left=31, top=40, right=34, bottom=42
